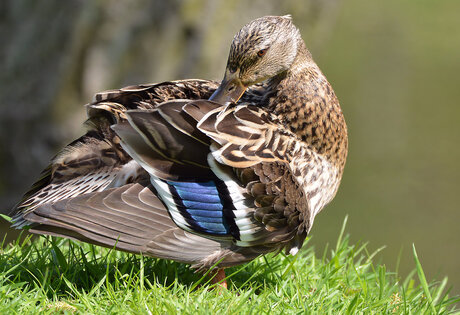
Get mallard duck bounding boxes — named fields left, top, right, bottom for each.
left=10, top=15, right=347, bottom=287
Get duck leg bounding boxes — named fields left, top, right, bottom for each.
left=210, top=268, right=227, bottom=289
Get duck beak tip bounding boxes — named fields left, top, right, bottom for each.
left=209, top=76, right=247, bottom=104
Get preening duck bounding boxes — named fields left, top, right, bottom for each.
left=10, top=15, right=348, bottom=287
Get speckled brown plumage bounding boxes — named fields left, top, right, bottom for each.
left=10, top=79, right=220, bottom=224
left=267, top=57, right=348, bottom=169
left=9, top=15, right=348, bottom=273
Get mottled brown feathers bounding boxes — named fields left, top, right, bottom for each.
left=11, top=80, right=220, bottom=226
left=266, top=41, right=348, bottom=170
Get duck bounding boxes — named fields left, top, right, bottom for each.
left=9, top=15, right=348, bottom=288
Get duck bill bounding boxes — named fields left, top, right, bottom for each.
left=209, top=76, right=247, bottom=104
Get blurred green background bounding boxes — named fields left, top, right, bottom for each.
left=1, top=0, right=459, bottom=297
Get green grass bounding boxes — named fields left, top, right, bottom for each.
left=0, top=218, right=458, bottom=314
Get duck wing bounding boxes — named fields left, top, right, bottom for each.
left=18, top=98, right=304, bottom=268
left=10, top=80, right=218, bottom=228
left=189, top=102, right=314, bottom=251
left=24, top=182, right=231, bottom=267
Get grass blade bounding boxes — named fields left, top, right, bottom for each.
left=336, top=215, right=348, bottom=252
left=412, top=244, right=436, bottom=314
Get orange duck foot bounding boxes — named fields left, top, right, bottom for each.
left=210, top=268, right=227, bottom=289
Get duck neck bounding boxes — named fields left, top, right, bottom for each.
left=289, top=39, right=314, bottom=76
left=264, top=40, right=311, bottom=93
left=266, top=39, right=348, bottom=168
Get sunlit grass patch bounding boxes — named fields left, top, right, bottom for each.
left=1, top=218, right=458, bottom=314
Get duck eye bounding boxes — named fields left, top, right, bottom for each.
left=257, top=48, right=268, bottom=57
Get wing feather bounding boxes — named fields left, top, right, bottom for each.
left=196, top=104, right=292, bottom=168
left=24, top=183, right=227, bottom=264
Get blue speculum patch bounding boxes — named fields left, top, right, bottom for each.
left=167, top=180, right=233, bottom=235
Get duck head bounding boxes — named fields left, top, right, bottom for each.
left=210, top=15, right=302, bottom=104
